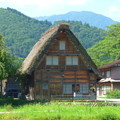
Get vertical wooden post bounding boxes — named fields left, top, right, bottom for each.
left=111, top=82, right=113, bottom=91
left=48, top=71, right=50, bottom=98
left=29, top=87, right=35, bottom=100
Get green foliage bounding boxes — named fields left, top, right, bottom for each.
left=107, top=90, right=120, bottom=98
left=0, top=8, right=52, bottom=58
left=0, top=34, right=21, bottom=80
left=0, top=8, right=105, bottom=59
left=54, top=21, right=105, bottom=49
left=5, top=104, right=14, bottom=111
left=98, top=113, right=118, bottom=120
left=0, top=35, right=8, bottom=79
left=88, top=23, right=120, bottom=66
left=0, top=35, right=6, bottom=78
left=0, top=100, right=120, bottom=120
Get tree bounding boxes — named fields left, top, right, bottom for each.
left=88, top=23, right=120, bottom=66
left=0, top=34, right=21, bottom=81
left=0, top=34, right=6, bottom=79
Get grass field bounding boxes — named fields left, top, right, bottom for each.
left=0, top=98, right=120, bottom=120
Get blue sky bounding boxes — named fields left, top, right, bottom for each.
left=0, top=0, right=120, bottom=21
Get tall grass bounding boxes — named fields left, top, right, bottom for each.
left=0, top=103, right=120, bottom=120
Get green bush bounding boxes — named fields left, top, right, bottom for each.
left=107, top=90, right=120, bottom=98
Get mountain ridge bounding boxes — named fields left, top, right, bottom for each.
left=35, top=11, right=119, bottom=29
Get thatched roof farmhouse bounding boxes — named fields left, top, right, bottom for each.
left=22, top=24, right=100, bottom=100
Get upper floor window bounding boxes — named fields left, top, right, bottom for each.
left=102, top=72, right=105, bottom=76
left=66, top=56, right=78, bottom=65
left=46, top=56, right=58, bottom=65
left=106, top=71, right=110, bottom=77
left=59, top=41, right=65, bottom=50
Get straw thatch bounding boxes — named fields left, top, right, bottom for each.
left=21, top=23, right=100, bottom=75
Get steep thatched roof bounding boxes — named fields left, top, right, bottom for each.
left=22, top=23, right=100, bottom=76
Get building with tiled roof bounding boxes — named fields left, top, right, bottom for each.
left=97, top=60, right=120, bottom=97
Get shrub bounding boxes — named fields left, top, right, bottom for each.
left=4, top=104, right=14, bottom=111
left=107, top=90, right=120, bottom=98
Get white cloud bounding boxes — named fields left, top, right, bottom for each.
left=0, top=0, right=94, bottom=16
left=108, top=6, right=120, bottom=12
left=0, top=0, right=94, bottom=8
left=66, top=0, right=94, bottom=5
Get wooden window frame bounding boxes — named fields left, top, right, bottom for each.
left=106, top=71, right=110, bottom=77
left=46, top=56, right=58, bottom=65
left=59, top=41, right=65, bottom=50
left=80, top=83, right=89, bottom=94
left=66, top=56, right=78, bottom=65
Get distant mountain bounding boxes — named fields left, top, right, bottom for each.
left=35, top=11, right=119, bottom=29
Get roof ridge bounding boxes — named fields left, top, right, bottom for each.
left=41, top=23, right=69, bottom=38
left=58, top=23, right=69, bottom=29
left=41, top=25, right=58, bottom=37
left=98, top=59, right=120, bottom=69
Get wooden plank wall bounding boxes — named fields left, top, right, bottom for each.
left=34, top=70, right=93, bottom=99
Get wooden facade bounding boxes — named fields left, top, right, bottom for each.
left=22, top=24, right=100, bottom=100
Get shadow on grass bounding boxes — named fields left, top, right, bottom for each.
left=0, top=96, right=50, bottom=107
left=1, top=95, right=120, bottom=108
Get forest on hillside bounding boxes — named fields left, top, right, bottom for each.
left=0, top=8, right=105, bottom=59
left=0, top=8, right=52, bottom=58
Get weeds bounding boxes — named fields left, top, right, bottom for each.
left=0, top=98, right=120, bottom=120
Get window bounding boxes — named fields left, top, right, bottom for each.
left=46, top=56, right=58, bottom=65
left=63, top=83, right=89, bottom=94
left=63, top=84, right=72, bottom=94
left=102, top=85, right=111, bottom=95
left=106, top=71, right=110, bottom=77
left=59, top=41, right=65, bottom=50
left=72, top=84, right=80, bottom=93
left=66, top=56, right=78, bottom=65
left=80, top=83, right=89, bottom=93
left=102, top=72, right=105, bottom=76
left=42, top=83, right=48, bottom=90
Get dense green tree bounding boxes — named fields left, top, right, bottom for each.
left=88, top=24, right=120, bottom=66
left=0, top=35, right=6, bottom=79
left=0, top=34, right=21, bottom=81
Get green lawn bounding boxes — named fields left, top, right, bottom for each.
left=0, top=98, right=120, bottom=120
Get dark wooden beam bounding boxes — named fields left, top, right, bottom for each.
left=46, top=53, right=80, bottom=55
left=37, top=68, right=88, bottom=71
